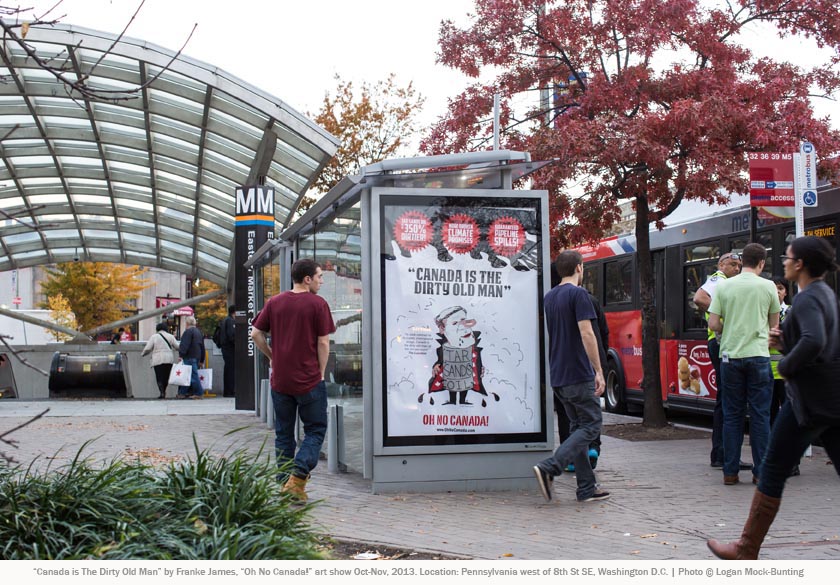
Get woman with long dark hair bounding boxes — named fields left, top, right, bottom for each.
left=708, top=236, right=840, bottom=559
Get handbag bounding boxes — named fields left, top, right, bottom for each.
left=168, top=363, right=192, bottom=386
left=786, top=359, right=840, bottom=427
left=197, top=368, right=213, bottom=391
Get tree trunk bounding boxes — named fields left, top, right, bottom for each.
left=635, top=195, right=668, bottom=427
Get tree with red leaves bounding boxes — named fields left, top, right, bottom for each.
left=425, top=0, right=840, bottom=426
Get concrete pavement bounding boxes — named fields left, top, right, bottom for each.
left=1, top=398, right=837, bottom=560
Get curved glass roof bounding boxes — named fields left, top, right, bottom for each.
left=0, top=24, right=338, bottom=285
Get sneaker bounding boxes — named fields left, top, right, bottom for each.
left=739, top=461, right=753, bottom=471
left=565, top=463, right=575, bottom=472
left=588, top=448, right=599, bottom=470
left=710, top=460, right=723, bottom=468
left=533, top=466, right=553, bottom=502
left=580, top=491, right=610, bottom=502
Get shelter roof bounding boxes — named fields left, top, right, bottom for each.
left=0, top=23, right=338, bottom=285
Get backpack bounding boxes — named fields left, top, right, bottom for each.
left=212, top=324, right=222, bottom=347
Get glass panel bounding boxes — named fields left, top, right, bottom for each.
left=14, top=250, right=48, bottom=260
left=43, top=229, right=79, bottom=239
left=684, top=241, right=720, bottom=263
left=756, top=232, right=773, bottom=278
left=605, top=259, right=632, bottom=305
left=582, top=263, right=601, bottom=302
left=3, top=232, right=42, bottom=244
left=685, top=261, right=718, bottom=331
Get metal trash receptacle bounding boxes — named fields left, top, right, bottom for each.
left=49, top=352, right=127, bottom=397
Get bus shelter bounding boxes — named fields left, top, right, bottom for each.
left=246, top=151, right=556, bottom=493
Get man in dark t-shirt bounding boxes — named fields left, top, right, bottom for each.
left=550, top=262, right=607, bottom=469
left=251, top=259, right=336, bottom=502
left=533, top=250, right=609, bottom=503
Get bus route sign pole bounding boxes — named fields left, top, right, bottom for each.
left=793, top=141, right=818, bottom=238
left=793, top=141, right=817, bottom=459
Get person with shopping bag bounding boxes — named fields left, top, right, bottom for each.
left=141, top=322, right=180, bottom=399
left=708, top=236, right=840, bottom=559
left=177, top=315, right=206, bottom=399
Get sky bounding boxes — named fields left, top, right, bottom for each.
left=25, top=1, right=837, bottom=149
left=35, top=0, right=477, bottom=149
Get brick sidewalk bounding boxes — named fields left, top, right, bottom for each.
left=1, top=403, right=837, bottom=560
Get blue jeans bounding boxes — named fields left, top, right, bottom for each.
left=759, top=400, right=840, bottom=498
left=178, top=358, right=203, bottom=397
left=721, top=357, right=772, bottom=478
left=538, top=380, right=602, bottom=500
left=271, top=380, right=328, bottom=480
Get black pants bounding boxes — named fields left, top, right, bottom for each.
left=222, top=346, right=235, bottom=397
left=153, top=363, right=170, bottom=397
left=770, top=377, right=786, bottom=427
left=709, top=337, right=724, bottom=464
left=760, top=400, right=840, bottom=498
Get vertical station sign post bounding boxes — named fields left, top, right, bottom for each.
left=234, top=185, right=275, bottom=410
left=794, top=141, right=818, bottom=238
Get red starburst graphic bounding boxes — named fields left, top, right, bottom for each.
left=393, top=210, right=432, bottom=252
left=489, top=216, right=525, bottom=257
left=441, top=213, right=479, bottom=255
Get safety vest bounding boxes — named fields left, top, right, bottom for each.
left=705, top=270, right=726, bottom=341
left=770, top=304, right=788, bottom=380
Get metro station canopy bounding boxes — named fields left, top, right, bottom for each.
left=0, top=24, right=338, bottom=285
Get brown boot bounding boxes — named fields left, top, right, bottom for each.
left=281, top=474, right=308, bottom=502
left=707, top=489, right=781, bottom=560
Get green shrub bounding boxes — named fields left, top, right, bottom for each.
left=0, top=441, right=324, bottom=560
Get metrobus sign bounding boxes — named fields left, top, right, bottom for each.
left=748, top=152, right=795, bottom=206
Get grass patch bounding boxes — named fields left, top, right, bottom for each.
left=0, top=438, right=324, bottom=559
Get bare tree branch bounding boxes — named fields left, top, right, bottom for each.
left=0, top=2, right=197, bottom=104
left=0, top=407, right=50, bottom=464
left=0, top=335, right=51, bottom=377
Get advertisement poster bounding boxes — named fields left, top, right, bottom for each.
left=672, top=340, right=715, bottom=399
left=378, top=194, right=545, bottom=447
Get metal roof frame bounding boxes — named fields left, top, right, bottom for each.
left=0, top=23, right=339, bottom=285
left=244, top=150, right=549, bottom=270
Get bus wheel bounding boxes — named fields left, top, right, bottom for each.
left=604, top=359, right=627, bottom=414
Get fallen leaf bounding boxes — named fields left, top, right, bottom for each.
left=501, top=553, right=514, bottom=557
left=640, top=533, right=657, bottom=539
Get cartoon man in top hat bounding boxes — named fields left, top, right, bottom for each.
left=419, top=306, right=499, bottom=407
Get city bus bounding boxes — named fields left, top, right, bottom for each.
left=576, top=183, right=840, bottom=415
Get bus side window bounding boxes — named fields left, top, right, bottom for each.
left=605, top=259, right=632, bottom=305
left=684, top=262, right=717, bottom=330
left=683, top=242, right=720, bottom=331
left=582, top=263, right=602, bottom=303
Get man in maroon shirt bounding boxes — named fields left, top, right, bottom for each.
left=251, top=259, right=336, bottom=502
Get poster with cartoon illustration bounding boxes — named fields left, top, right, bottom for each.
left=378, top=193, right=545, bottom=445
